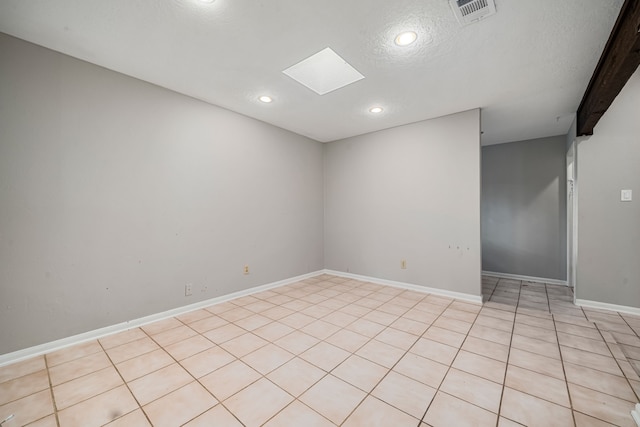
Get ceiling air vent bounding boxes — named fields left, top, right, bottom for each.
left=450, top=0, right=496, bottom=25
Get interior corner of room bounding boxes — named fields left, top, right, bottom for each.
left=0, top=0, right=639, bottom=363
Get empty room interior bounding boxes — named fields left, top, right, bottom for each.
left=1, top=0, right=639, bottom=426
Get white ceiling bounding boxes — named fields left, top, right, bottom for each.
left=0, top=0, right=624, bottom=144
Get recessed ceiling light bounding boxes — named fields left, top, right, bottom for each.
left=395, top=31, right=418, bottom=46
left=369, top=106, right=383, bottom=114
left=259, top=95, right=273, bottom=103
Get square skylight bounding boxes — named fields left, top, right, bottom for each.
left=282, top=47, right=365, bottom=95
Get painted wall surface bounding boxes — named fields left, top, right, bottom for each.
left=481, top=136, right=567, bottom=280
left=0, top=34, right=324, bottom=354
left=324, top=110, right=482, bottom=297
left=576, top=68, right=640, bottom=308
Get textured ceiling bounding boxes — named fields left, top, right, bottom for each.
left=0, top=0, right=624, bottom=144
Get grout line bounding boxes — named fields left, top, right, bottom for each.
left=43, top=355, right=61, bottom=427
left=550, top=308, right=578, bottom=426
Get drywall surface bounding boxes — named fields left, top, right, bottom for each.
left=324, top=110, right=481, bottom=297
left=0, top=33, right=324, bottom=354
left=576, top=68, right=640, bottom=308
left=481, top=136, right=567, bottom=280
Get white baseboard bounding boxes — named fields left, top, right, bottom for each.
left=482, top=271, right=568, bottom=286
left=323, top=269, right=483, bottom=304
left=632, top=403, right=640, bottom=427
left=0, top=270, right=323, bottom=367
left=575, top=299, right=640, bottom=317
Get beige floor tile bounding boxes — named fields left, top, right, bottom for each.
left=151, top=324, right=198, bottom=347
left=99, top=328, right=148, bottom=350
left=508, top=347, right=565, bottom=380
left=442, top=308, right=478, bottom=323
left=224, top=378, right=293, bottom=427
left=440, top=368, right=503, bottom=413
left=424, top=326, right=466, bottom=348
left=500, top=387, right=574, bottom=427
left=510, top=333, right=561, bottom=359
left=116, top=348, right=173, bottom=382
left=202, top=323, right=246, bottom=344
left=24, top=414, right=57, bottom=427
left=220, top=332, right=269, bottom=358
left=424, top=391, right=497, bottom=427
left=57, top=385, right=138, bottom=427
left=393, top=353, right=449, bottom=388
left=505, top=364, right=570, bottom=407
left=244, top=300, right=277, bottom=313
left=103, top=409, right=151, bottom=426
left=128, top=363, right=193, bottom=405
left=560, top=346, right=623, bottom=376
left=410, top=338, right=458, bottom=365
left=204, top=301, right=237, bottom=315
left=564, top=362, right=637, bottom=401
left=474, top=314, right=514, bottom=332
left=176, top=309, right=213, bottom=325
left=46, top=340, right=103, bottom=367
left=242, top=343, right=293, bottom=375
left=143, top=381, right=217, bottom=427
left=554, top=322, right=602, bottom=340
left=452, top=350, right=506, bottom=384
left=234, top=313, right=272, bottom=331
left=323, top=310, right=358, bottom=327
left=261, top=306, right=295, bottom=321
left=49, top=351, right=112, bottom=385
left=53, top=366, right=123, bottom=409
left=274, top=330, right=320, bottom=354
left=0, top=369, right=49, bottom=406
left=355, top=339, right=406, bottom=368
left=461, top=335, right=509, bottom=362
left=0, top=356, right=46, bottom=384
left=375, top=328, right=419, bottom=350
left=573, top=411, right=618, bottom=427
left=267, top=357, right=325, bottom=397
left=325, top=329, right=370, bottom=353
left=188, top=315, right=228, bottom=334
left=372, top=371, right=436, bottom=418
left=343, top=395, right=419, bottom=427
left=302, top=305, right=334, bottom=319
left=302, top=320, right=341, bottom=340
left=279, top=311, right=316, bottom=328
left=301, top=341, right=351, bottom=372
left=264, top=400, right=334, bottom=427
left=480, top=307, right=516, bottom=322
left=346, top=318, right=387, bottom=337
left=200, top=360, right=261, bottom=401
left=252, top=322, right=295, bottom=341
left=469, top=324, right=512, bottom=346
left=333, top=354, right=388, bottom=392
left=390, top=317, right=430, bottom=335
left=179, top=345, right=236, bottom=378
left=558, top=332, right=611, bottom=356
left=141, top=318, right=183, bottom=335
left=433, top=316, right=473, bottom=335
left=568, top=382, right=637, bottom=427
left=183, top=404, right=243, bottom=427
left=218, top=307, right=255, bottom=322
left=498, top=416, right=525, bottom=426
left=0, top=389, right=53, bottom=427
left=164, top=334, right=214, bottom=360
left=513, top=323, right=558, bottom=344
left=300, top=374, right=366, bottom=424
left=105, top=337, right=159, bottom=364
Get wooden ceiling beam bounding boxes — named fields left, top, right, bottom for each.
left=577, top=0, right=640, bottom=136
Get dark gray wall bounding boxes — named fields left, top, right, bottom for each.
left=481, top=136, right=567, bottom=280
left=0, top=33, right=324, bottom=354
left=576, top=68, right=640, bottom=308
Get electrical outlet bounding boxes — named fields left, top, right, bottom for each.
left=244, top=265, right=250, bottom=275
left=401, top=260, right=407, bottom=269
left=185, top=284, right=192, bottom=296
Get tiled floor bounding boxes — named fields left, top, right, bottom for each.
left=1, top=274, right=639, bottom=427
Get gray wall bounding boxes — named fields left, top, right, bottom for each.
left=0, top=34, right=324, bottom=354
left=324, top=110, right=482, bottom=297
left=576, top=68, right=640, bottom=308
left=481, top=136, right=567, bottom=280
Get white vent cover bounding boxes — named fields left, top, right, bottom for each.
left=450, top=0, right=496, bottom=25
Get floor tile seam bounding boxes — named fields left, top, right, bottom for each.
left=592, top=323, right=640, bottom=402
left=46, top=346, right=105, bottom=369
left=97, top=337, right=152, bottom=427
left=47, top=353, right=117, bottom=388
left=138, top=381, right=218, bottom=427
left=49, top=366, right=126, bottom=411
left=43, top=350, right=61, bottom=427
left=550, top=309, right=578, bottom=427
left=0, top=369, right=51, bottom=406
left=413, top=299, right=484, bottom=425
left=495, top=278, right=521, bottom=427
